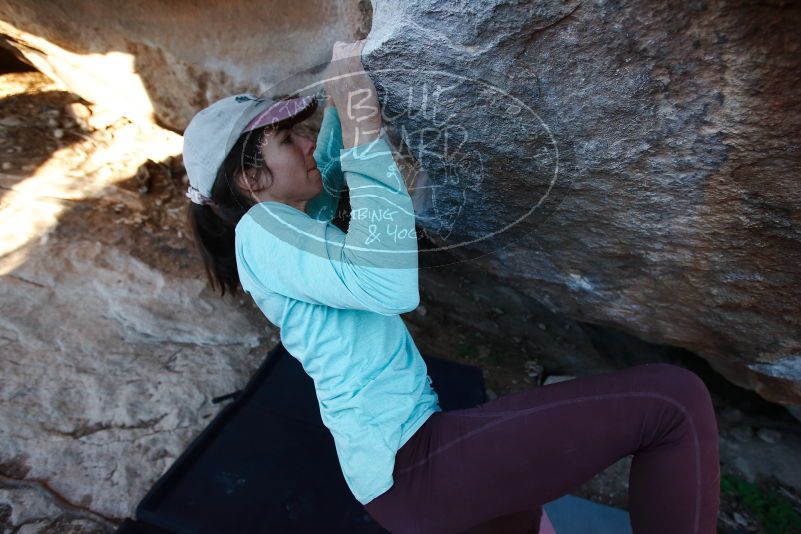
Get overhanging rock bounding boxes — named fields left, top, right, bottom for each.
left=363, top=0, right=801, bottom=405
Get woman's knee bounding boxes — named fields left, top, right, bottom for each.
left=638, top=362, right=715, bottom=419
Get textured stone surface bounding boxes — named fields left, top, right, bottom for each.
left=0, top=75, right=272, bottom=526
left=1, top=0, right=797, bottom=406
left=0, top=237, right=263, bottom=521
left=0, top=0, right=371, bottom=131
left=364, top=0, right=801, bottom=404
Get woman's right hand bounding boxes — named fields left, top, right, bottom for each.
left=324, top=40, right=382, bottom=149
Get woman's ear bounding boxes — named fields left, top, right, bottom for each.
left=235, top=167, right=262, bottom=199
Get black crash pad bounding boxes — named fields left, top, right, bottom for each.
left=116, top=341, right=487, bottom=534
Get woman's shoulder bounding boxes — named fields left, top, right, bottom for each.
left=237, top=201, right=319, bottom=237
left=235, top=201, right=337, bottom=267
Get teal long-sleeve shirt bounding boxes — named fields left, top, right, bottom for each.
left=234, top=105, right=442, bottom=504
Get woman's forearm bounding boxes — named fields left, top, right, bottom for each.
left=324, top=40, right=383, bottom=149
left=339, top=87, right=382, bottom=148
left=342, top=126, right=381, bottom=149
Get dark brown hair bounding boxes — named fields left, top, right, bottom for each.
left=185, top=98, right=319, bottom=297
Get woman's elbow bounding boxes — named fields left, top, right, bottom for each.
left=397, top=291, right=420, bottom=314
left=372, top=289, right=420, bottom=316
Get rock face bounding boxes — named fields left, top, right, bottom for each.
left=363, top=0, right=801, bottom=404
left=1, top=238, right=264, bottom=523
left=0, top=74, right=274, bottom=526
left=0, top=0, right=371, bottom=131
left=0, top=2, right=798, bottom=404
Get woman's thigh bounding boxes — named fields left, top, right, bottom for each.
left=364, top=362, right=719, bottom=534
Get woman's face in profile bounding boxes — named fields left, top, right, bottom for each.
left=241, top=122, right=322, bottom=210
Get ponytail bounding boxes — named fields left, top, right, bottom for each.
left=186, top=201, right=241, bottom=297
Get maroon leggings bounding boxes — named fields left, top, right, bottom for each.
left=363, top=362, right=721, bottom=534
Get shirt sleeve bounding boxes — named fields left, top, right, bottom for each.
left=306, top=105, right=345, bottom=223
left=235, top=135, right=420, bottom=316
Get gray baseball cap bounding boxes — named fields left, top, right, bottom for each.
left=182, top=93, right=318, bottom=205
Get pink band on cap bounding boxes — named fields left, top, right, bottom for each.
left=243, top=95, right=315, bottom=133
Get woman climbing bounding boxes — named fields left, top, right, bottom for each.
left=183, top=39, right=721, bottom=534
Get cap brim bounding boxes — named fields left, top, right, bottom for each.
left=242, top=95, right=317, bottom=133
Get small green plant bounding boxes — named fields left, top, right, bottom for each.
left=721, top=474, right=801, bottom=534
